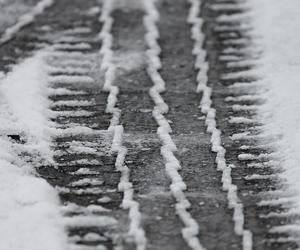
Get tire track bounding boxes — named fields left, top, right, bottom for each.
left=112, top=0, right=190, bottom=249
left=188, top=0, right=253, bottom=248
left=200, top=0, right=298, bottom=249
left=144, top=1, right=206, bottom=249
left=0, top=0, right=131, bottom=249
left=0, top=0, right=296, bottom=249
left=99, top=1, right=147, bottom=249
left=109, top=2, right=188, bottom=250
left=156, top=0, right=243, bottom=249
left=23, top=1, right=132, bottom=249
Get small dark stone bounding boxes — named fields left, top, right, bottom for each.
left=7, top=134, right=21, bottom=142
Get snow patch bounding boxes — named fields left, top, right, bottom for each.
left=0, top=51, right=53, bottom=160
left=251, top=0, right=300, bottom=226
left=0, top=52, right=66, bottom=249
left=0, top=160, right=67, bottom=250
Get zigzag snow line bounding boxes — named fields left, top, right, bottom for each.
left=143, top=1, right=205, bottom=249
left=98, top=1, right=147, bottom=249
left=187, top=1, right=253, bottom=250
left=0, top=0, right=54, bottom=45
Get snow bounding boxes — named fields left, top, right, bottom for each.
left=87, top=6, right=101, bottom=16
left=244, top=174, right=276, bottom=181
left=50, top=110, right=95, bottom=118
left=111, top=125, right=147, bottom=250
left=62, top=203, right=110, bottom=214
left=0, top=51, right=53, bottom=161
left=209, top=3, right=250, bottom=12
left=226, top=60, right=258, bottom=68
left=48, top=75, right=94, bottom=85
left=47, top=88, right=86, bottom=96
left=0, top=162, right=67, bottom=250
left=63, top=215, right=117, bottom=227
left=57, top=186, right=108, bottom=195
left=188, top=0, right=253, bottom=249
left=230, top=104, right=259, bottom=112
left=258, top=198, right=297, bottom=207
left=145, top=1, right=205, bottom=249
left=69, top=178, right=104, bottom=187
left=67, top=145, right=99, bottom=155
left=51, top=100, right=95, bottom=107
left=0, top=1, right=39, bottom=35
left=0, top=0, right=54, bottom=44
left=99, top=1, right=147, bottom=249
left=54, top=126, right=104, bottom=137
left=53, top=42, right=92, bottom=50
left=225, top=95, right=262, bottom=102
left=0, top=51, right=67, bottom=250
left=98, top=196, right=112, bottom=203
left=48, top=66, right=90, bottom=75
left=69, top=245, right=107, bottom=250
left=72, top=168, right=99, bottom=175
left=228, top=117, right=255, bottom=124
left=50, top=59, right=93, bottom=68
left=221, top=69, right=260, bottom=80
left=99, top=0, right=120, bottom=129
left=251, top=0, right=300, bottom=224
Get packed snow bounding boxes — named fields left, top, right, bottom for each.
left=0, top=52, right=67, bottom=250
left=0, top=52, right=53, bottom=160
left=145, top=1, right=205, bottom=249
left=100, top=1, right=147, bottom=249
left=251, top=0, right=300, bottom=221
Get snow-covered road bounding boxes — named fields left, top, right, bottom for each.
left=1, top=0, right=300, bottom=249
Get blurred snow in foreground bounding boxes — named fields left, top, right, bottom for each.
left=252, top=0, right=300, bottom=207
left=0, top=52, right=67, bottom=250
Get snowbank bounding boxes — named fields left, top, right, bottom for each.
left=0, top=52, right=67, bottom=250
left=0, top=158, right=66, bottom=250
left=251, top=1, right=300, bottom=208
left=0, top=52, right=53, bottom=160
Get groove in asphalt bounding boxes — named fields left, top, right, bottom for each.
left=202, top=0, right=298, bottom=249
left=1, top=0, right=133, bottom=248
left=111, top=6, right=189, bottom=250
left=158, top=0, right=242, bottom=249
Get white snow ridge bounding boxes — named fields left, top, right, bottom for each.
left=251, top=0, right=300, bottom=240
left=188, top=0, right=253, bottom=249
left=144, top=0, right=205, bottom=249
left=0, top=52, right=67, bottom=250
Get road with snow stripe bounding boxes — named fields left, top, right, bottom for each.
left=0, top=0, right=299, bottom=249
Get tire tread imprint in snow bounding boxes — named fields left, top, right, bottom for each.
left=158, top=0, right=242, bottom=249
left=201, top=0, right=299, bottom=249
left=111, top=6, right=189, bottom=250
